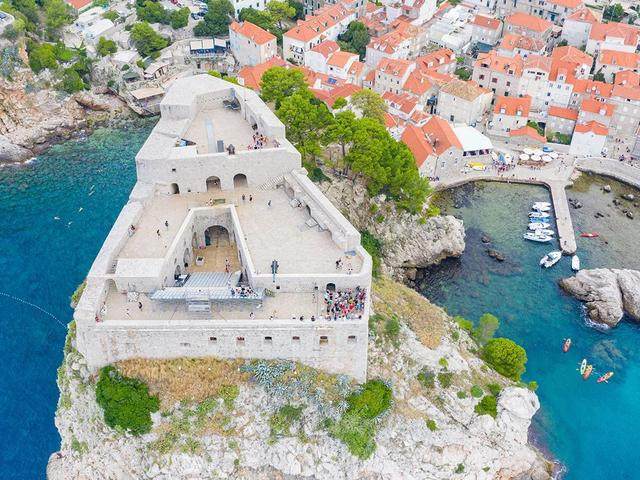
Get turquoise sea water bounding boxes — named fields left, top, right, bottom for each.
left=422, top=180, right=640, bottom=480
left=0, top=120, right=155, bottom=479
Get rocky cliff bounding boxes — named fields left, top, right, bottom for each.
left=0, top=71, right=130, bottom=164
left=319, top=176, right=466, bottom=279
left=559, top=268, right=640, bottom=327
left=48, top=278, right=550, bottom=480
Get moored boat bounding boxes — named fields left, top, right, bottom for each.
left=536, top=229, right=555, bottom=236
left=583, top=364, right=593, bottom=380
left=532, top=204, right=551, bottom=212
left=572, top=255, right=580, bottom=271
left=529, top=217, right=550, bottom=223
left=580, top=359, right=587, bottom=375
left=597, top=371, right=614, bottom=383
left=528, top=222, right=551, bottom=230
left=529, top=211, right=551, bottom=219
left=540, top=251, right=562, bottom=268
left=523, top=231, right=553, bottom=243
left=580, top=232, right=599, bottom=238
left=563, top=338, right=572, bottom=352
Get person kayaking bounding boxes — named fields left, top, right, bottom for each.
left=563, top=338, right=572, bottom=352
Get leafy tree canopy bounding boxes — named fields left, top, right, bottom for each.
left=337, top=21, right=369, bottom=60
left=260, top=66, right=307, bottom=107
left=194, top=0, right=234, bottom=37
left=266, top=0, right=295, bottom=29
left=238, top=7, right=281, bottom=41
left=483, top=338, right=527, bottom=381
left=350, top=89, right=387, bottom=124
left=472, top=313, right=499, bottom=345
left=43, top=0, right=74, bottom=40
left=97, top=36, right=117, bottom=56
left=130, top=22, right=168, bottom=57
left=27, top=42, right=57, bottom=73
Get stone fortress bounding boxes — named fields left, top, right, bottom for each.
left=74, top=74, right=372, bottom=381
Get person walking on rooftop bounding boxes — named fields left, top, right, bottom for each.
left=268, top=200, right=271, bottom=208
left=249, top=195, right=253, bottom=202
left=242, top=194, right=246, bottom=202
left=164, top=220, right=169, bottom=230
left=156, top=229, right=160, bottom=237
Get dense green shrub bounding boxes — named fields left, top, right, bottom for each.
left=269, top=404, right=303, bottom=437
left=438, top=357, right=448, bottom=368
left=361, top=230, right=382, bottom=277
left=470, top=385, right=483, bottom=398
left=437, top=372, right=454, bottom=389
left=455, top=463, right=465, bottom=474
left=456, top=391, right=467, bottom=399
left=417, top=368, right=435, bottom=389
left=384, top=316, right=400, bottom=344
left=527, top=381, right=538, bottom=391
left=474, top=395, right=497, bottom=418
left=425, top=418, right=437, bottom=431
left=486, top=383, right=501, bottom=397
left=455, top=315, right=473, bottom=332
left=483, top=338, right=527, bottom=381
left=347, top=380, right=392, bottom=419
left=472, top=313, right=499, bottom=345
left=95, top=366, right=160, bottom=435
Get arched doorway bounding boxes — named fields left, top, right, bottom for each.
left=233, top=173, right=248, bottom=188
left=182, top=247, right=191, bottom=268
left=206, top=176, right=221, bottom=191
left=204, top=225, right=230, bottom=246
left=326, top=282, right=336, bottom=292
left=170, top=183, right=180, bottom=194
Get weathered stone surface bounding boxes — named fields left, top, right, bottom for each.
left=559, top=269, right=640, bottom=327
left=319, top=175, right=466, bottom=279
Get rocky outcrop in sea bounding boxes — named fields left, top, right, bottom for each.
left=559, top=268, right=640, bottom=327
left=319, top=176, right=466, bottom=280
left=0, top=71, right=131, bottom=164
left=48, top=279, right=550, bottom=480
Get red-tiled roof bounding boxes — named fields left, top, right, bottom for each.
left=611, top=84, right=640, bottom=101
left=237, top=58, right=287, bottom=90
left=493, top=95, right=531, bottom=116
left=65, top=0, right=92, bottom=9
left=378, top=57, right=413, bottom=77
left=471, top=14, right=501, bottom=30
left=614, top=70, right=640, bottom=87
left=574, top=121, right=608, bottom=135
left=509, top=126, right=547, bottom=143
left=505, top=12, right=553, bottom=33
left=416, top=48, right=455, bottom=71
left=499, top=33, right=546, bottom=53
left=327, top=51, right=358, bottom=68
left=580, top=97, right=614, bottom=116
left=401, top=124, right=434, bottom=167
left=568, top=77, right=613, bottom=97
left=422, top=116, right=462, bottom=154
left=548, top=0, right=583, bottom=8
left=589, top=21, right=640, bottom=46
left=310, top=40, right=340, bottom=58
left=475, top=51, right=524, bottom=76
left=403, top=70, right=434, bottom=96
left=548, top=106, right=579, bottom=120
left=598, top=50, right=640, bottom=69
left=567, top=6, right=598, bottom=23
left=230, top=21, right=276, bottom=45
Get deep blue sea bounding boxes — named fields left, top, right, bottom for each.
left=1, top=124, right=639, bottom=479
left=423, top=180, right=640, bottom=480
left=0, top=120, right=155, bottom=479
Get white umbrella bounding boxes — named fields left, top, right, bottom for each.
left=533, top=149, right=544, bottom=156
left=531, top=154, right=542, bottom=162
left=519, top=153, right=530, bottom=161
left=550, top=152, right=559, bottom=159
left=523, top=148, right=535, bottom=155
left=504, top=154, right=513, bottom=163
left=542, top=155, right=553, bottom=163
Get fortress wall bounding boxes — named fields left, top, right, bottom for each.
left=79, top=318, right=369, bottom=381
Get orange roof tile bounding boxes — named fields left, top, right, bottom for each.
left=310, top=40, right=340, bottom=58
left=474, top=51, right=524, bottom=76
left=471, top=14, right=501, bottom=30
left=65, top=0, right=92, bottom=9
left=548, top=0, right=583, bottom=8
left=614, top=70, right=640, bottom=87
left=589, top=22, right=640, bottom=46
left=568, top=77, right=612, bottom=97
left=548, top=106, right=578, bottom=120
left=327, top=51, right=358, bottom=68
left=611, top=84, right=640, bottom=101
left=505, top=12, right=553, bottom=33
left=509, top=126, right=547, bottom=142
left=440, top=78, right=489, bottom=101
left=598, top=50, right=640, bottom=69
left=493, top=95, right=531, bottom=116
left=567, top=6, right=598, bottom=23
left=403, top=70, right=434, bottom=96
left=401, top=124, right=434, bottom=167
left=422, top=116, right=462, bottom=154
left=499, top=33, right=546, bottom=53
left=416, top=48, right=455, bottom=71
left=574, top=121, right=608, bottom=135
left=524, top=54, right=552, bottom=73
left=378, top=57, right=413, bottom=77
left=284, top=25, right=319, bottom=42
left=238, top=57, right=287, bottom=90
left=230, top=21, right=276, bottom=45
left=550, top=46, right=593, bottom=80
left=580, top=97, right=615, bottom=116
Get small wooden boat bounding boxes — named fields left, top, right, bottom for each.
left=597, top=371, right=614, bottom=383
left=582, top=364, right=593, bottom=380
left=580, top=358, right=587, bottom=374
left=563, top=338, right=572, bottom=352
left=580, top=232, right=599, bottom=238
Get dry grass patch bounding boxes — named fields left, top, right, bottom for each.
left=117, top=357, right=249, bottom=408
left=373, top=277, right=447, bottom=349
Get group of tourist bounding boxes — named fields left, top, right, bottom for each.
left=247, top=133, right=271, bottom=150
left=324, top=287, right=367, bottom=321
left=230, top=285, right=258, bottom=298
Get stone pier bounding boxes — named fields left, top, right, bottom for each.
left=549, top=182, right=577, bottom=254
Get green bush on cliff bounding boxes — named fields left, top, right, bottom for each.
left=329, top=380, right=392, bottom=459
left=474, top=395, right=497, bottom=418
left=95, top=366, right=160, bottom=435
left=483, top=338, right=527, bottom=381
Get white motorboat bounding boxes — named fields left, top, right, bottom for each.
left=540, top=251, right=562, bottom=268
left=572, top=255, right=580, bottom=271
left=529, top=211, right=551, bottom=219
left=533, top=201, right=551, bottom=206
left=523, top=231, right=553, bottom=243
left=532, top=204, right=551, bottom=212
left=536, top=229, right=555, bottom=236
left=528, top=222, right=551, bottom=230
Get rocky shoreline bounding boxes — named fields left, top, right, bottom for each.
left=560, top=268, right=640, bottom=327
left=0, top=72, right=137, bottom=164
left=48, top=278, right=551, bottom=480
left=319, top=175, right=466, bottom=281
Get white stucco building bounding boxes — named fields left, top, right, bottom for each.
left=229, top=21, right=277, bottom=67
left=569, top=121, right=607, bottom=156
left=74, top=75, right=372, bottom=381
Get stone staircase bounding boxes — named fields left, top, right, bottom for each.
left=258, top=175, right=284, bottom=191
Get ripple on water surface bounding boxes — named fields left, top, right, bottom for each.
left=421, top=180, right=640, bottom=480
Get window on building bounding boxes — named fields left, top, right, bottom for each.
left=264, top=336, right=273, bottom=344
left=236, top=336, right=245, bottom=345
left=319, top=336, right=329, bottom=345
left=348, top=335, right=357, bottom=344
left=292, top=336, right=300, bottom=343
left=209, top=336, right=217, bottom=342
left=180, top=342, right=190, bottom=347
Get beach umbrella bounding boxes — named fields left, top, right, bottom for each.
left=523, top=148, right=535, bottom=155
left=531, top=154, right=542, bottom=162
left=533, top=149, right=544, bottom=156
left=542, top=155, right=553, bottom=163
left=550, top=152, right=559, bottom=159
left=519, top=153, right=530, bottom=161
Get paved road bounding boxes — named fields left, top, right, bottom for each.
left=576, top=157, right=640, bottom=189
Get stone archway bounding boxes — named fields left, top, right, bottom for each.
left=326, top=282, right=336, bottom=292
left=206, top=176, right=221, bottom=191
left=204, top=225, right=230, bottom=247
left=233, top=173, right=248, bottom=188
left=170, top=183, right=180, bottom=194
